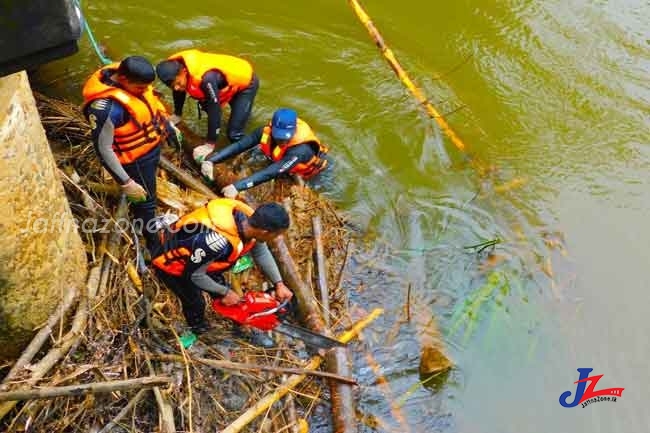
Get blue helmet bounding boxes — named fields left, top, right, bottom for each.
left=271, top=108, right=297, bottom=140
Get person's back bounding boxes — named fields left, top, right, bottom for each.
left=156, top=49, right=260, bottom=149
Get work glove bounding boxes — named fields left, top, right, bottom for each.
left=200, top=161, right=215, bottom=183
left=121, top=179, right=147, bottom=203
left=221, top=184, right=238, bottom=199
left=192, top=143, right=215, bottom=164
left=169, top=114, right=182, bottom=125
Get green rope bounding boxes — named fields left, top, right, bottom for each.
left=74, top=0, right=113, bottom=65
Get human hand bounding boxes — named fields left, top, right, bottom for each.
left=221, top=289, right=242, bottom=306
left=221, top=184, right=238, bottom=199
left=192, top=143, right=215, bottom=163
left=121, top=179, right=147, bottom=203
left=201, top=161, right=214, bottom=182
left=169, top=114, right=182, bottom=125
left=273, top=281, right=293, bottom=302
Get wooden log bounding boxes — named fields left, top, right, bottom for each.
left=312, top=216, right=331, bottom=327
left=159, top=155, right=217, bottom=198
left=153, top=354, right=357, bottom=385
left=0, top=376, right=169, bottom=402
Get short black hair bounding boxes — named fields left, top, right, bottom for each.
left=249, top=203, right=290, bottom=232
left=117, top=56, right=155, bottom=84
left=155, top=60, right=183, bottom=87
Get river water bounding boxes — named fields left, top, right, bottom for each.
left=37, top=0, right=650, bottom=431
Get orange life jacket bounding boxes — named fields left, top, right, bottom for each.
left=152, top=199, right=256, bottom=277
left=168, top=49, right=253, bottom=105
left=82, top=63, right=168, bottom=164
left=259, top=118, right=329, bottom=179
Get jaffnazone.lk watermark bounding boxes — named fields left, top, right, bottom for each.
left=20, top=214, right=204, bottom=235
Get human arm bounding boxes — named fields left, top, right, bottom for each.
left=186, top=229, right=236, bottom=297
left=85, top=98, right=130, bottom=185
left=200, top=70, right=227, bottom=143
left=205, top=126, right=263, bottom=164
left=230, top=143, right=316, bottom=192
left=250, top=242, right=293, bottom=301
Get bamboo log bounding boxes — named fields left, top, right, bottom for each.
left=0, top=376, right=169, bottom=402
left=153, top=354, right=357, bottom=385
left=347, top=0, right=487, bottom=174
left=221, top=308, right=383, bottom=433
left=312, top=216, right=331, bottom=327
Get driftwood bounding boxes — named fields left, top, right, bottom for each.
left=0, top=263, right=101, bottom=420
left=221, top=308, right=383, bottom=433
left=312, top=216, right=331, bottom=327
left=0, top=376, right=170, bottom=402
left=153, top=354, right=358, bottom=385
left=1, top=287, right=78, bottom=390
left=159, top=155, right=217, bottom=198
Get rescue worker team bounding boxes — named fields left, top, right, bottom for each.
left=82, top=49, right=331, bottom=347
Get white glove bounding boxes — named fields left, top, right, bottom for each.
left=201, top=161, right=214, bottom=182
left=121, top=179, right=147, bottom=203
left=221, top=184, right=238, bottom=198
left=192, top=143, right=215, bottom=163
left=169, top=114, right=182, bottom=125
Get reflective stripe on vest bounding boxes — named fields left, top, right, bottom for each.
left=151, top=199, right=256, bottom=277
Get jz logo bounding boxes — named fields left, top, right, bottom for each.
left=190, top=248, right=206, bottom=263
left=559, top=368, right=624, bottom=408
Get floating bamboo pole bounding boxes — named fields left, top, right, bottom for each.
left=347, top=0, right=486, bottom=175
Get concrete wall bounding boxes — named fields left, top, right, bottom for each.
left=0, top=71, right=87, bottom=360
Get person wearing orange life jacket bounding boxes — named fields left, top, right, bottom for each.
left=200, top=108, right=330, bottom=198
left=155, top=49, right=259, bottom=161
left=151, top=199, right=293, bottom=346
left=82, top=56, right=182, bottom=248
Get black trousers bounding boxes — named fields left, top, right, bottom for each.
left=122, top=146, right=160, bottom=248
left=227, top=74, right=259, bottom=142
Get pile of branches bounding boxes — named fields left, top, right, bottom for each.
left=0, top=93, right=364, bottom=433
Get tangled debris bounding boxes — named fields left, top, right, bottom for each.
left=0, top=92, right=379, bottom=433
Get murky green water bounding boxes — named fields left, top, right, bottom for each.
left=39, top=0, right=650, bottom=431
